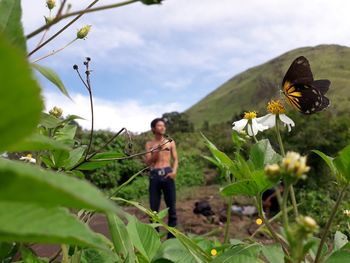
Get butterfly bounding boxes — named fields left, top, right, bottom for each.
left=282, top=56, right=330, bottom=114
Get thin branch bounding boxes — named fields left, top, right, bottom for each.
left=56, top=0, right=67, bottom=18
left=26, top=0, right=138, bottom=40
left=27, top=0, right=100, bottom=57
left=85, top=139, right=173, bottom=162
left=84, top=59, right=94, bottom=160
left=87, top=127, right=127, bottom=159
left=32, top=38, right=77, bottom=63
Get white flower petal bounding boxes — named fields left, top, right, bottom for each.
left=246, top=123, right=256, bottom=136
left=257, top=114, right=276, bottom=128
left=279, top=114, right=295, bottom=132
left=232, top=119, right=248, bottom=132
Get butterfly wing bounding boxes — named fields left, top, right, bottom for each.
left=285, top=84, right=329, bottom=114
left=282, top=56, right=330, bottom=114
left=282, top=56, right=314, bottom=88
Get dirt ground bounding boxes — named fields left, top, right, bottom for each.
left=123, top=184, right=273, bottom=243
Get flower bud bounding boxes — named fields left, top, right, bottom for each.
left=264, top=163, right=280, bottom=181
left=77, top=25, right=91, bottom=39
left=140, top=0, right=163, bottom=5
left=297, top=215, right=318, bottom=234
left=46, top=0, right=56, bottom=10
left=343, top=209, right=350, bottom=218
left=281, top=151, right=310, bottom=182
left=49, top=106, right=63, bottom=118
left=44, top=16, right=54, bottom=24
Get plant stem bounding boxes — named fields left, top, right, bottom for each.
left=275, top=117, right=299, bottom=217
left=32, top=38, right=77, bottom=63
left=85, top=64, right=94, bottom=160
left=26, top=0, right=138, bottom=40
left=223, top=196, right=233, bottom=244
left=255, top=196, right=289, bottom=254
left=27, top=0, right=100, bottom=57
left=314, top=183, right=349, bottom=263
left=109, top=166, right=149, bottom=197
left=282, top=184, right=290, bottom=227
left=275, top=117, right=285, bottom=156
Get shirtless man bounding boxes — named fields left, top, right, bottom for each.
left=145, top=118, right=178, bottom=238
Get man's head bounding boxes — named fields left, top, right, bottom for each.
left=151, top=118, right=166, bottom=135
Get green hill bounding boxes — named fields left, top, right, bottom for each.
left=186, top=45, right=350, bottom=128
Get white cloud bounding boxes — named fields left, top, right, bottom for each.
left=22, top=0, right=350, bottom=110
left=44, top=91, right=182, bottom=133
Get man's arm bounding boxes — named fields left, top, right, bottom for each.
left=169, top=141, right=178, bottom=178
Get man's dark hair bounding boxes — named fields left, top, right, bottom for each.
left=150, top=118, right=166, bottom=129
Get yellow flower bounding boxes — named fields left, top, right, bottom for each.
left=267, top=100, right=285, bottom=114
left=256, top=218, right=263, bottom=225
left=20, top=154, right=36, bottom=164
left=244, top=111, right=257, bottom=120
left=210, top=249, right=217, bottom=256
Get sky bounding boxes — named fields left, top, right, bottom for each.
left=22, top=0, right=350, bottom=132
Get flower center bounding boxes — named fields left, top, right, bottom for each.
left=243, top=111, right=257, bottom=119
left=267, top=100, right=285, bottom=114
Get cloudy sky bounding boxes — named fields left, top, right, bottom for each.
left=22, top=0, right=350, bottom=132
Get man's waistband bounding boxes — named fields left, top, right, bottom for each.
left=150, top=166, right=172, bottom=176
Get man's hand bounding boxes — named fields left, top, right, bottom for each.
left=166, top=171, right=176, bottom=179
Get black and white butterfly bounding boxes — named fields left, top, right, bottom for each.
left=282, top=56, right=330, bottom=114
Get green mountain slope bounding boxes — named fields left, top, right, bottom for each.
left=186, top=45, right=350, bottom=128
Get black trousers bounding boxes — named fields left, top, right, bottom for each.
left=149, top=167, right=177, bottom=238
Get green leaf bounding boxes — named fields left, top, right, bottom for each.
left=0, top=35, right=43, bottom=152
left=54, top=124, right=77, bottom=145
left=0, top=201, right=109, bottom=250
left=334, top=144, right=350, bottom=182
left=312, top=150, right=336, bottom=175
left=153, top=239, right=197, bottom=263
left=0, top=0, right=26, bottom=51
left=334, top=231, right=348, bottom=251
left=32, top=63, right=71, bottom=99
left=20, top=246, right=49, bottom=263
left=261, top=244, right=284, bottom=263
left=81, top=248, right=119, bottom=263
left=249, top=139, right=281, bottom=170
left=106, top=213, right=135, bottom=262
left=40, top=113, right=62, bottom=129
left=211, top=243, right=261, bottom=263
left=126, top=216, right=161, bottom=261
left=252, top=169, right=275, bottom=194
left=325, top=250, right=350, bottom=263
left=0, top=158, right=118, bottom=213
left=63, top=146, right=86, bottom=170
left=8, top=133, right=70, bottom=152
left=221, top=180, right=259, bottom=197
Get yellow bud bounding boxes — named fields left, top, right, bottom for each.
left=210, top=249, right=217, bottom=256
left=46, top=0, right=56, bottom=10
left=77, top=25, right=91, bottom=39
